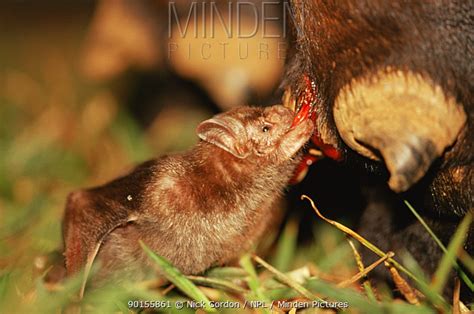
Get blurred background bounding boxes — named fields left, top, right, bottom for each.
left=0, top=0, right=288, bottom=262
left=0, top=1, right=364, bottom=309
left=0, top=0, right=289, bottom=282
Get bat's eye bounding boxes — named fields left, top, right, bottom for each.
left=262, top=125, right=271, bottom=132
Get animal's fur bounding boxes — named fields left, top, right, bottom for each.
left=62, top=105, right=313, bottom=282
left=283, top=0, right=473, bottom=299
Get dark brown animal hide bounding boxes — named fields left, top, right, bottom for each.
left=283, top=0, right=473, bottom=300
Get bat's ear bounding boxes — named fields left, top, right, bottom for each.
left=197, top=115, right=249, bottom=158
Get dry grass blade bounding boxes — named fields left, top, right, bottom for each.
left=452, top=279, right=471, bottom=313
left=252, top=255, right=323, bottom=302
left=337, top=251, right=394, bottom=288
left=459, top=302, right=470, bottom=313
left=301, top=195, right=449, bottom=309
left=301, top=196, right=419, bottom=284
left=161, top=284, right=175, bottom=296
left=134, top=278, right=168, bottom=290
left=385, top=262, right=420, bottom=305
left=453, top=278, right=460, bottom=314
left=205, top=267, right=248, bottom=279
left=346, top=239, right=377, bottom=301
left=347, top=239, right=365, bottom=273
left=186, top=276, right=247, bottom=294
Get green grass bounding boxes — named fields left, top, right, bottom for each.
left=0, top=16, right=472, bottom=314
left=1, top=75, right=472, bottom=313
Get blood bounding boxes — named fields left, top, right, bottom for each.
left=288, top=154, right=319, bottom=185
left=290, top=75, right=317, bottom=128
left=290, top=75, right=343, bottom=183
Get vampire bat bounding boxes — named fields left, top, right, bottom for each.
left=62, top=105, right=313, bottom=293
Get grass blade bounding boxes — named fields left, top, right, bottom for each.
left=405, top=201, right=474, bottom=291
left=239, top=254, right=271, bottom=313
left=272, top=219, right=298, bottom=272
left=139, top=241, right=216, bottom=313
left=301, top=195, right=449, bottom=310
left=338, top=250, right=394, bottom=289
left=186, top=276, right=247, bottom=294
left=431, top=212, right=472, bottom=294
left=253, top=255, right=323, bottom=302
left=458, top=249, right=474, bottom=275
left=302, top=196, right=421, bottom=285
left=346, top=239, right=378, bottom=301
left=306, top=279, right=381, bottom=313
left=205, top=267, right=247, bottom=279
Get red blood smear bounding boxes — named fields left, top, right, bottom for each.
left=290, top=102, right=310, bottom=128
left=289, top=154, right=319, bottom=184
left=290, top=74, right=316, bottom=128
left=311, top=133, right=343, bottom=161
left=289, top=74, right=343, bottom=184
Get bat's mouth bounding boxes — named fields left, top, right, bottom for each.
left=284, top=74, right=343, bottom=184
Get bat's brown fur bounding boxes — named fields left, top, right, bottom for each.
left=63, top=105, right=313, bottom=282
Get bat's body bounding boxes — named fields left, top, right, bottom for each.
left=63, top=105, right=313, bottom=284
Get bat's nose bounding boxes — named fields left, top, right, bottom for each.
left=266, top=105, right=294, bottom=123
left=274, top=105, right=293, bottom=115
